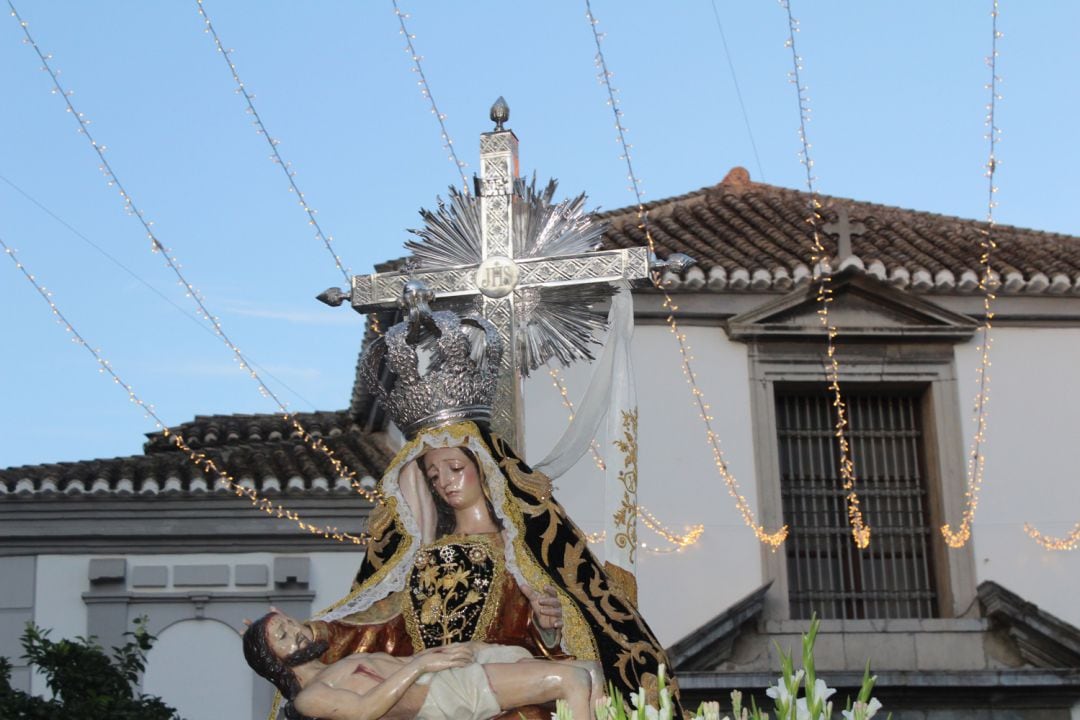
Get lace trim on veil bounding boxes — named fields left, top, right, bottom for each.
left=318, top=426, right=531, bottom=624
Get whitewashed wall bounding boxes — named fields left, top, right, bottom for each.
left=957, top=326, right=1080, bottom=627
left=525, top=323, right=764, bottom=646
left=30, top=555, right=91, bottom=698
left=144, top=620, right=252, bottom=720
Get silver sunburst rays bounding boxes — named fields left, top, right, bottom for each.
left=405, top=177, right=614, bottom=375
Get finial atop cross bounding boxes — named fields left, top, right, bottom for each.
left=489, top=96, right=509, bottom=132
left=823, top=207, right=866, bottom=261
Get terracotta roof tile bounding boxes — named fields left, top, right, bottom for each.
left=1, top=409, right=392, bottom=499
left=598, top=169, right=1080, bottom=295
left=141, top=410, right=360, bottom=453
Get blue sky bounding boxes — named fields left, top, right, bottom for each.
left=2, top=1, right=1077, bottom=469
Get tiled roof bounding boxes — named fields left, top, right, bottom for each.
left=599, top=168, right=1080, bottom=295
left=141, top=411, right=367, bottom=452
left=0, top=410, right=392, bottom=499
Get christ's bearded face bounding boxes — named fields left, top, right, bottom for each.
left=266, top=613, right=323, bottom=665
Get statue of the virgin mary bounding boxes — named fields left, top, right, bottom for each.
left=307, top=294, right=680, bottom=714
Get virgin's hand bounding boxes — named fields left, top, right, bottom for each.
left=413, top=645, right=474, bottom=672
left=523, top=584, right=563, bottom=631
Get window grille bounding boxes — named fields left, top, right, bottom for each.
left=776, top=387, right=938, bottom=620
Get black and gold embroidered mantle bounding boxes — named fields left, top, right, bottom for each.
left=403, top=535, right=505, bottom=648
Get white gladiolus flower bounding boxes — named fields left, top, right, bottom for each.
left=809, top=678, right=837, bottom=704
left=765, top=669, right=804, bottom=710
left=841, top=697, right=883, bottom=720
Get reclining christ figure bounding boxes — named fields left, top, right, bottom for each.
left=243, top=611, right=600, bottom=720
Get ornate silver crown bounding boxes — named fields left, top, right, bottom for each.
left=360, top=285, right=502, bottom=438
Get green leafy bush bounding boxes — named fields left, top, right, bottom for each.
left=0, top=618, right=182, bottom=720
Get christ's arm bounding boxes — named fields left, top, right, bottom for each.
left=293, top=646, right=474, bottom=720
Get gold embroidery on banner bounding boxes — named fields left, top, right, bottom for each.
left=352, top=498, right=408, bottom=590
left=666, top=675, right=681, bottom=702
left=611, top=408, right=639, bottom=566
left=564, top=538, right=635, bottom=625
left=612, top=642, right=667, bottom=696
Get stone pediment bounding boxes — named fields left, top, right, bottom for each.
left=667, top=583, right=770, bottom=671
left=979, top=581, right=1080, bottom=668
left=725, top=269, right=979, bottom=341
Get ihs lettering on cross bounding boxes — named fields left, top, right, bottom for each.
left=319, top=99, right=689, bottom=449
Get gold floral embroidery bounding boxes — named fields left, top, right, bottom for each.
left=404, top=534, right=505, bottom=648
left=611, top=409, right=639, bottom=566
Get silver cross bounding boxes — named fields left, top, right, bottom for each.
left=322, top=102, right=670, bottom=449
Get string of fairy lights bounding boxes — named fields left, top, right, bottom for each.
left=939, top=0, right=1001, bottom=550
left=5, top=5, right=1074, bottom=554
left=778, top=0, right=870, bottom=549
left=546, top=366, right=705, bottom=553
left=1, top=238, right=366, bottom=544
left=584, top=0, right=787, bottom=550
left=194, top=0, right=351, bottom=286
left=190, top=0, right=393, bottom=510
left=7, top=3, right=383, bottom=523
left=10, top=0, right=711, bottom=554
left=391, top=1, right=470, bottom=193
left=987, top=4, right=1075, bottom=554
left=1024, top=523, right=1080, bottom=552
left=1, top=170, right=316, bottom=412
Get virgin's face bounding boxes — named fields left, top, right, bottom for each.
left=423, top=447, right=484, bottom=511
